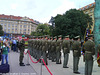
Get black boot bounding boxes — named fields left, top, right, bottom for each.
left=19, top=63, right=25, bottom=66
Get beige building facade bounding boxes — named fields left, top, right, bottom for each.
left=0, top=14, right=38, bottom=35
left=79, top=2, right=95, bottom=31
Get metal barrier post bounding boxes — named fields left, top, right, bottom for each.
left=26, top=50, right=30, bottom=65
left=40, top=56, right=43, bottom=75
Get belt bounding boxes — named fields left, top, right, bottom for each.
left=85, top=51, right=92, bottom=53
left=74, top=50, right=78, bottom=52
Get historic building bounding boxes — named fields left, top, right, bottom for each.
left=79, top=2, right=95, bottom=31
left=0, top=14, right=38, bottom=35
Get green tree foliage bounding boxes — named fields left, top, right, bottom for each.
left=0, top=25, right=4, bottom=36
left=31, top=23, right=50, bottom=36
left=54, top=9, right=92, bottom=38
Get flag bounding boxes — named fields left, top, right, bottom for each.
left=97, top=53, right=100, bottom=66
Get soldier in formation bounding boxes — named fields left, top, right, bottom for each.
left=83, top=34, right=95, bottom=75
left=72, top=36, right=81, bottom=74
left=28, top=34, right=97, bottom=75
left=62, top=35, right=70, bottom=68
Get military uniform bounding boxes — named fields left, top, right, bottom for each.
left=51, top=37, right=57, bottom=62
left=56, top=35, right=62, bottom=64
left=62, top=35, right=70, bottom=68
left=42, top=36, right=48, bottom=65
left=19, top=35, right=25, bottom=66
left=83, top=34, right=95, bottom=75
left=72, top=36, right=81, bottom=74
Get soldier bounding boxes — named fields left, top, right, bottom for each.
left=51, top=36, right=57, bottom=62
left=48, top=37, right=53, bottom=60
left=83, top=34, right=95, bottom=75
left=72, top=36, right=81, bottom=74
left=56, top=35, right=62, bottom=64
left=19, top=35, right=25, bottom=66
left=42, top=35, right=48, bottom=65
left=62, top=35, right=70, bottom=68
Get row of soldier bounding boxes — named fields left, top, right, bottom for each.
left=28, top=34, right=95, bottom=75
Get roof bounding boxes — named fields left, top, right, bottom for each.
left=0, top=14, right=36, bottom=24
left=79, top=2, right=95, bottom=11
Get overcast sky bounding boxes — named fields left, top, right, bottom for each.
left=0, top=0, right=95, bottom=23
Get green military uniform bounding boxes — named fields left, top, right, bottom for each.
left=19, top=35, right=25, bottom=66
left=72, top=36, right=81, bottom=74
left=83, top=34, right=95, bottom=75
left=62, top=35, right=70, bottom=68
left=51, top=37, right=57, bottom=62
left=56, top=35, right=62, bottom=64
left=42, top=36, right=48, bottom=65
left=48, top=37, right=53, bottom=60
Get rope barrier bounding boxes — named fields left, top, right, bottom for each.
left=24, top=50, right=53, bottom=75
left=28, top=50, right=41, bottom=63
left=24, top=52, right=27, bottom=55
left=42, top=59, right=53, bottom=75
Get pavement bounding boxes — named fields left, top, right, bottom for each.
left=28, top=50, right=100, bottom=75
left=0, top=49, right=100, bottom=75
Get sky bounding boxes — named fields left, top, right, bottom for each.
left=0, top=0, right=95, bottom=23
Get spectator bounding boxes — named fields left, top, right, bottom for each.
left=1, top=43, right=10, bottom=65
left=12, top=38, right=17, bottom=52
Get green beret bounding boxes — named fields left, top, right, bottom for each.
left=22, top=35, right=25, bottom=38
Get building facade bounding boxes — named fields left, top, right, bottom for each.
left=79, top=2, right=95, bottom=31
left=0, top=14, right=38, bottom=35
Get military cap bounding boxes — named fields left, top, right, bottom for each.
left=74, top=36, right=80, bottom=39
left=65, top=35, right=69, bottom=38
left=22, top=35, right=25, bottom=38
left=53, top=36, right=57, bottom=39
left=88, top=34, right=93, bottom=37
left=58, top=35, right=62, bottom=38
left=44, top=35, right=49, bottom=37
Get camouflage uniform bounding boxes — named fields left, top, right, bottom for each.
left=19, top=38, right=25, bottom=66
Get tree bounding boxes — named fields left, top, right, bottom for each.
left=31, top=23, right=50, bottom=36
left=0, top=25, right=4, bottom=36
left=53, top=9, right=92, bottom=38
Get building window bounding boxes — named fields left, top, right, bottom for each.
left=90, top=15, right=92, bottom=18
left=24, top=29, right=26, bottom=31
left=8, top=27, right=10, bottom=29
left=15, top=25, right=17, bottom=27
left=90, top=9, right=93, bottom=13
left=20, top=25, right=22, bottom=28
left=28, top=29, right=30, bottom=31
left=24, top=32, right=26, bottom=34
left=0, top=23, right=3, bottom=25
left=8, top=24, right=10, bottom=27
left=24, top=25, right=26, bottom=28
left=28, top=25, right=30, bottom=28
left=87, top=5, right=90, bottom=9
left=85, top=11, right=88, bottom=14
left=12, top=24, right=14, bottom=27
